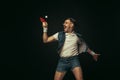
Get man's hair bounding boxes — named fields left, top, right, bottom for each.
left=66, top=18, right=76, bottom=26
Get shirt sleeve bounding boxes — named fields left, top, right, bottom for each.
left=52, top=32, right=59, bottom=40
left=78, top=38, right=81, bottom=44
left=78, top=38, right=88, bottom=54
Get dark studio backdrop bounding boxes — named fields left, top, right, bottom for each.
left=1, top=0, right=119, bottom=80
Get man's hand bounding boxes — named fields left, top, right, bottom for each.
left=92, top=53, right=100, bottom=61
left=42, top=22, right=48, bottom=28
left=40, top=17, right=48, bottom=28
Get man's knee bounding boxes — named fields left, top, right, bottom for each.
left=76, top=77, right=83, bottom=80
left=54, top=77, right=62, bottom=80
left=54, top=71, right=66, bottom=80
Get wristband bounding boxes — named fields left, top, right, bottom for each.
left=90, top=51, right=95, bottom=55
left=43, top=27, right=48, bottom=32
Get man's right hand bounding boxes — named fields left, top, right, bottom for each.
left=42, top=22, right=48, bottom=28
left=40, top=17, right=48, bottom=28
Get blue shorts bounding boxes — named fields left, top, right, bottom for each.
left=56, top=56, right=80, bottom=72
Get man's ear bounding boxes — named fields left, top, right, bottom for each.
left=70, top=23, right=74, bottom=27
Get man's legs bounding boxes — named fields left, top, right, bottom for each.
left=54, top=71, right=66, bottom=80
left=72, top=67, right=83, bottom=80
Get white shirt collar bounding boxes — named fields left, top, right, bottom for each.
left=65, top=31, right=75, bottom=36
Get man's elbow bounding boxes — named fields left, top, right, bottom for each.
left=43, top=40, right=48, bottom=43
left=43, top=41, right=47, bottom=43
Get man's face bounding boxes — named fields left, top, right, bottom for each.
left=63, top=19, right=74, bottom=33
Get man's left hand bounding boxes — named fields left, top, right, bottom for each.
left=92, top=54, right=100, bottom=61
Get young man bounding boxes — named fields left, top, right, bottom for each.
left=42, top=18, right=100, bottom=80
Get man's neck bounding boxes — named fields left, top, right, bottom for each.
left=66, top=30, right=74, bottom=33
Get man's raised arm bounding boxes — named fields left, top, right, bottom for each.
left=42, top=22, right=56, bottom=43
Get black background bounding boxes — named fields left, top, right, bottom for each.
left=1, top=0, right=119, bottom=80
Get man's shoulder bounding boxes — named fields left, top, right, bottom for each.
left=58, top=31, right=65, bottom=40
left=58, top=31, right=65, bottom=35
left=74, top=32, right=82, bottom=38
left=58, top=31, right=64, bottom=33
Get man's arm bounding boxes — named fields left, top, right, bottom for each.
left=87, top=48, right=95, bottom=55
left=42, top=22, right=56, bottom=43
